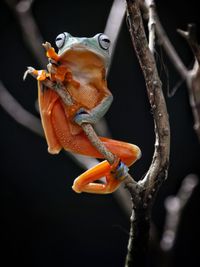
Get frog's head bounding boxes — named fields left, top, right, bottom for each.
left=55, top=32, right=110, bottom=68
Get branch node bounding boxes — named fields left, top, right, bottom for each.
left=178, top=23, right=200, bottom=66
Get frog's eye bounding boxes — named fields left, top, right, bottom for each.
left=98, top=34, right=110, bottom=50
left=55, top=33, right=66, bottom=49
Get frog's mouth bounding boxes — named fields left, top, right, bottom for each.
left=59, top=44, right=109, bottom=68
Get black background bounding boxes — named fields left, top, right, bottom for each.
left=0, top=0, right=200, bottom=266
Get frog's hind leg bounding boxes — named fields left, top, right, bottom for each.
left=72, top=160, right=121, bottom=194
left=99, top=137, right=141, bottom=167
left=38, top=82, right=62, bottom=154
left=72, top=137, right=141, bottom=194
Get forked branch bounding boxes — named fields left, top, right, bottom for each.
left=143, top=2, right=200, bottom=141
left=177, top=24, right=200, bottom=65
left=125, top=0, right=170, bottom=266
left=126, top=0, right=170, bottom=201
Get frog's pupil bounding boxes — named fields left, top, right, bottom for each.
left=55, top=33, right=66, bottom=48
left=98, top=34, right=110, bottom=50
left=102, top=39, right=110, bottom=43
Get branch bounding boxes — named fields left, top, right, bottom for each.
left=160, top=174, right=198, bottom=266
left=146, top=0, right=156, bottom=54
left=81, top=123, right=141, bottom=198
left=0, top=80, right=43, bottom=136
left=125, top=1, right=170, bottom=266
left=187, top=64, right=200, bottom=140
left=142, top=2, right=200, bottom=141
left=140, top=0, right=188, bottom=80
left=176, top=24, right=200, bottom=140
left=177, top=24, right=200, bottom=65
left=5, top=0, right=47, bottom=66
left=155, top=17, right=189, bottom=80
left=127, top=0, right=170, bottom=195
left=104, top=0, right=126, bottom=70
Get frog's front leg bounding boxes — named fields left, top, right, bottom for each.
left=74, top=94, right=113, bottom=125
left=23, top=67, right=49, bottom=81
left=42, top=42, right=65, bottom=81
left=43, top=42, right=80, bottom=88
left=23, top=43, right=60, bottom=81
left=43, top=41, right=60, bottom=62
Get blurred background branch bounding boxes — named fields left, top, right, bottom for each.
left=141, top=0, right=200, bottom=142
left=160, top=174, right=198, bottom=266
left=5, top=0, right=46, bottom=66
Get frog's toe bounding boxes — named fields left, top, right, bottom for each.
left=23, top=67, right=47, bottom=81
left=42, top=41, right=52, bottom=51
left=23, top=66, right=36, bottom=80
left=113, top=161, right=129, bottom=180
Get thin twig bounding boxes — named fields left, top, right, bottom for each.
left=5, top=0, right=47, bottom=66
left=177, top=24, right=200, bottom=131
left=177, top=24, right=200, bottom=65
left=187, top=63, right=200, bottom=140
left=142, top=1, right=200, bottom=141
left=146, top=0, right=156, bottom=54
left=152, top=12, right=189, bottom=80
left=154, top=15, right=200, bottom=141
left=82, top=123, right=140, bottom=196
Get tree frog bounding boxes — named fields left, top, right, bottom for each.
left=26, top=32, right=141, bottom=194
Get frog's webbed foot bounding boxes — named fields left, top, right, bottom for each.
left=72, top=158, right=129, bottom=194
left=23, top=66, right=48, bottom=81
left=72, top=160, right=120, bottom=194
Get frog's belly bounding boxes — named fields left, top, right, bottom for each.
left=68, top=83, right=100, bottom=109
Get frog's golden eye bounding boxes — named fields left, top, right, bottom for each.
left=98, top=34, right=110, bottom=50
left=55, top=33, right=66, bottom=49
